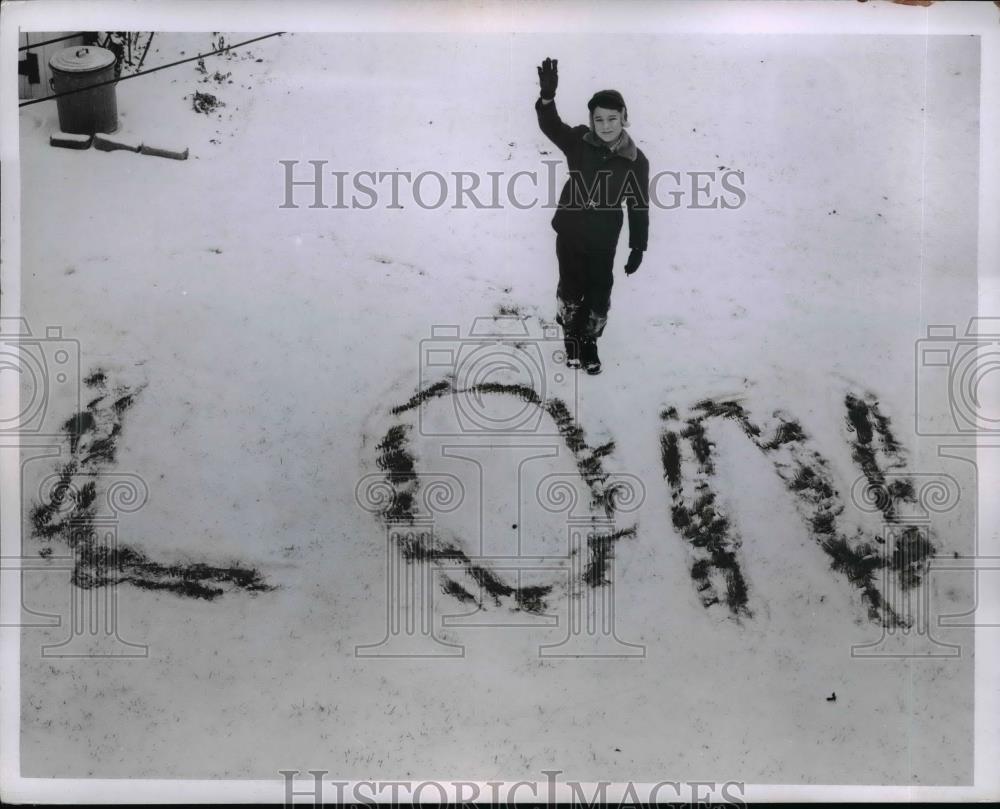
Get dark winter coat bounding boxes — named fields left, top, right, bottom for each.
left=536, top=97, right=649, bottom=253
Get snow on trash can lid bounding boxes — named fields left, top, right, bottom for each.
left=49, top=45, right=116, bottom=73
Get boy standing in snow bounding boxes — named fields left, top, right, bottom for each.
left=536, top=57, right=649, bottom=375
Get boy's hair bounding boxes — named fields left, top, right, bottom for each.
left=587, top=89, right=628, bottom=125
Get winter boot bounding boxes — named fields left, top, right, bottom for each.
left=563, top=334, right=582, bottom=368
left=581, top=338, right=601, bottom=375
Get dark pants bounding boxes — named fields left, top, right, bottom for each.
left=554, top=234, right=616, bottom=339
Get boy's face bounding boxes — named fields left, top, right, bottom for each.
left=591, top=106, right=624, bottom=143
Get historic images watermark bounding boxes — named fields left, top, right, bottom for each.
left=279, top=769, right=747, bottom=807
left=278, top=160, right=746, bottom=211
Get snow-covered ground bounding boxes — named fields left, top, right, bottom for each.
left=14, top=30, right=981, bottom=786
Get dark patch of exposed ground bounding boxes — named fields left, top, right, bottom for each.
left=661, top=394, right=932, bottom=626
left=30, top=374, right=273, bottom=600
left=376, top=380, right=636, bottom=614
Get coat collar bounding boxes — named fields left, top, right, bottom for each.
left=582, top=128, right=638, bottom=161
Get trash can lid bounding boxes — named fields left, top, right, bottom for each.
left=50, top=45, right=116, bottom=73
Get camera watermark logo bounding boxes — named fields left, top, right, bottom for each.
left=915, top=317, right=1000, bottom=435
left=354, top=473, right=466, bottom=658
left=28, top=468, right=150, bottom=658
left=354, top=459, right=646, bottom=658
left=1, top=318, right=79, bottom=637
left=357, top=318, right=644, bottom=658
left=0, top=317, right=80, bottom=436
left=532, top=471, right=645, bottom=657
left=417, top=317, right=576, bottom=437
left=848, top=471, right=965, bottom=658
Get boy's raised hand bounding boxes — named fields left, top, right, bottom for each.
left=537, top=57, right=558, bottom=99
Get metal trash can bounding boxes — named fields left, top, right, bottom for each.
left=49, top=46, right=119, bottom=134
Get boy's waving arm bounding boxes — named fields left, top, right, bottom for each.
left=535, top=57, right=577, bottom=154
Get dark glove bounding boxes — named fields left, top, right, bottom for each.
left=624, top=248, right=643, bottom=275
left=537, top=57, right=558, bottom=100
